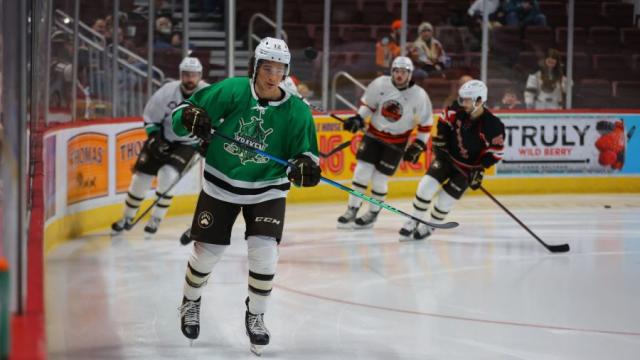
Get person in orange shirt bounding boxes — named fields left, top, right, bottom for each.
left=375, top=20, right=402, bottom=75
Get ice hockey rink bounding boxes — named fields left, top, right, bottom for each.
left=45, top=193, right=640, bottom=360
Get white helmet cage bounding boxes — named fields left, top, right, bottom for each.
left=458, top=79, right=488, bottom=105
left=179, top=57, right=203, bottom=73
left=253, top=37, right=291, bottom=79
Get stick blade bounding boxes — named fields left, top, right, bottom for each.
left=430, top=221, right=459, bottom=229
left=546, top=243, right=570, bottom=253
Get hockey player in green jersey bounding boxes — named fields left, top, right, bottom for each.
left=172, top=37, right=321, bottom=355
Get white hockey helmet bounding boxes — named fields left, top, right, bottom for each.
left=179, top=57, right=203, bottom=73
left=391, top=56, right=414, bottom=73
left=254, top=37, right=291, bottom=77
left=458, top=79, right=488, bottom=104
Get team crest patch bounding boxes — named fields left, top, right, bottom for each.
left=381, top=99, right=403, bottom=122
left=224, top=104, right=273, bottom=164
left=198, top=211, right=213, bottom=228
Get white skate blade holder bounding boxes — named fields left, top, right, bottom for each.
left=251, top=344, right=264, bottom=356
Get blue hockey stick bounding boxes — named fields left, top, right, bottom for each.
left=212, top=130, right=458, bottom=230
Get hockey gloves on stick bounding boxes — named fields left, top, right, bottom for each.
left=343, top=114, right=365, bottom=133
left=148, top=131, right=171, bottom=159
left=288, top=155, right=321, bottom=187
left=182, top=106, right=212, bottom=141
left=403, top=139, right=426, bottom=163
left=469, top=168, right=484, bottom=190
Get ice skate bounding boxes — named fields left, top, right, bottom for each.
left=178, top=296, right=201, bottom=344
left=143, top=216, right=162, bottom=234
left=398, top=219, right=418, bottom=242
left=413, top=223, right=434, bottom=240
left=245, top=297, right=270, bottom=356
left=337, top=206, right=359, bottom=229
left=179, top=227, right=192, bottom=245
left=111, top=217, right=133, bottom=234
left=353, top=210, right=379, bottom=229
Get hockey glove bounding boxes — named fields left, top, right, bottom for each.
left=403, top=139, right=426, bottom=163
left=343, top=114, right=365, bottom=133
left=182, top=106, right=212, bottom=141
left=288, top=155, right=321, bottom=187
left=196, top=140, right=210, bottom=157
left=468, top=168, right=484, bottom=190
left=147, top=131, right=171, bottom=159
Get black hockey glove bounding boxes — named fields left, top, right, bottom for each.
left=182, top=106, right=212, bottom=141
left=196, top=140, right=210, bottom=157
left=468, top=168, right=484, bottom=190
left=403, top=139, right=426, bottom=164
left=288, top=155, right=321, bottom=187
left=343, top=114, right=365, bottom=133
left=147, top=131, right=171, bottom=159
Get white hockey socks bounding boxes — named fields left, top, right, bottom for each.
left=247, top=236, right=278, bottom=315
left=183, top=242, right=226, bottom=301
left=151, top=165, right=180, bottom=221
left=123, top=173, right=153, bottom=218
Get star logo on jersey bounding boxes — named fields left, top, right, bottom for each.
left=224, top=106, right=274, bottom=164
left=198, top=211, right=213, bottom=228
left=380, top=99, right=403, bottom=122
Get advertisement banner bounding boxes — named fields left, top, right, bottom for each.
left=44, top=135, right=57, bottom=220
left=498, top=114, right=640, bottom=175
left=315, top=117, right=432, bottom=180
left=115, top=127, right=147, bottom=193
left=67, top=132, right=109, bottom=204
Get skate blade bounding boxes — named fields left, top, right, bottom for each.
left=250, top=344, right=264, bottom=356
left=336, top=222, right=354, bottom=230
left=352, top=224, right=374, bottom=230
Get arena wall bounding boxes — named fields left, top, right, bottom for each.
left=43, top=111, right=640, bottom=253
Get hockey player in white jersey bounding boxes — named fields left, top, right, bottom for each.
left=337, top=56, right=434, bottom=229
left=111, top=57, right=208, bottom=235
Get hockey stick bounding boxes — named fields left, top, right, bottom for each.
left=329, top=114, right=405, bottom=154
left=211, top=130, right=458, bottom=230
left=447, top=155, right=570, bottom=253
left=319, top=139, right=352, bottom=158
left=125, top=154, right=202, bottom=230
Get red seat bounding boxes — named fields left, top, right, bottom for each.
left=602, top=2, right=635, bottom=28
left=621, top=28, right=640, bottom=53
left=588, top=27, right=620, bottom=54
left=523, top=26, right=555, bottom=53
left=593, top=54, right=632, bottom=81
left=556, top=27, right=587, bottom=52
left=341, top=25, right=375, bottom=43
left=613, top=81, right=640, bottom=107
left=539, top=2, right=566, bottom=27
left=560, top=52, right=591, bottom=80
left=573, top=79, right=613, bottom=108
left=332, top=1, right=361, bottom=24
left=421, top=78, right=454, bottom=109
left=436, top=26, right=464, bottom=53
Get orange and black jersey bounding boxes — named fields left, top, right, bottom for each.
left=436, top=102, right=505, bottom=170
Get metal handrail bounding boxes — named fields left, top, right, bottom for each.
left=331, top=71, right=366, bottom=111
left=54, top=9, right=106, bottom=47
left=247, top=12, right=289, bottom=51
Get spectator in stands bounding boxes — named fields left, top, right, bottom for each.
left=92, top=18, right=107, bottom=38
left=375, top=20, right=402, bottom=76
left=524, top=48, right=566, bottom=109
left=493, top=87, right=524, bottom=109
left=412, top=22, right=447, bottom=77
left=504, top=0, right=546, bottom=27
left=443, top=74, right=473, bottom=107
left=466, top=0, right=505, bottom=43
left=154, top=16, right=174, bottom=49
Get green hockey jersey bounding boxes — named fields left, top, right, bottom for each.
left=172, top=76, right=318, bottom=204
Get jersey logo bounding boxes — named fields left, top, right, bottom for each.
left=198, top=211, right=213, bottom=228
left=224, top=105, right=274, bottom=164
left=380, top=99, right=403, bottom=122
